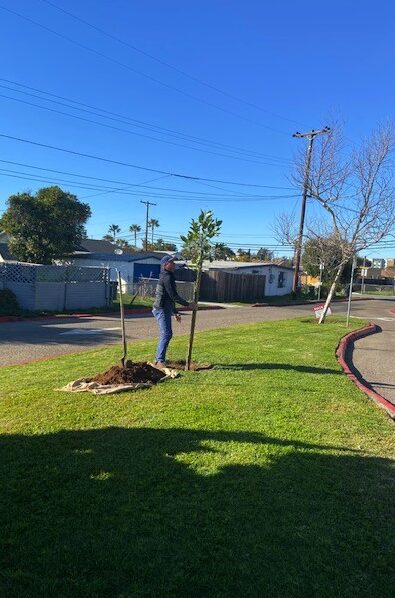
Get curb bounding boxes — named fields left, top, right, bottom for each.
left=0, top=304, right=224, bottom=324
left=391, top=307, right=395, bottom=315
left=336, top=323, right=395, bottom=419
left=251, top=297, right=367, bottom=308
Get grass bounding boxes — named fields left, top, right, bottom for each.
left=0, top=317, right=394, bottom=597
left=113, top=292, right=154, bottom=309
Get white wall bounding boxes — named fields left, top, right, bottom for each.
left=211, top=265, right=293, bottom=296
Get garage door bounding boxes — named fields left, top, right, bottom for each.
left=133, top=263, right=161, bottom=282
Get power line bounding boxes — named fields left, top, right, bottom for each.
left=0, top=3, right=290, bottom=135
left=41, top=0, right=305, bottom=128
left=0, top=159, right=295, bottom=193
left=0, top=89, right=290, bottom=167
left=0, top=78, right=292, bottom=163
left=0, top=132, right=293, bottom=188
left=0, top=168, right=300, bottom=202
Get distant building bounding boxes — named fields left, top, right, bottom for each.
left=386, top=258, right=395, bottom=268
left=372, top=258, right=385, bottom=269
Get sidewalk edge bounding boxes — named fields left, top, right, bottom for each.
left=336, top=323, right=395, bottom=419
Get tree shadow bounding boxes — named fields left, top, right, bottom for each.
left=215, top=362, right=341, bottom=375
left=1, top=427, right=393, bottom=597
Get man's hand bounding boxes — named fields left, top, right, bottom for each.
left=175, top=313, right=182, bottom=323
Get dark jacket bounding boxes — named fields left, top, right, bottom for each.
left=153, top=270, right=189, bottom=313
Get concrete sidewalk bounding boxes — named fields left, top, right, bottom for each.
left=346, top=300, right=395, bottom=407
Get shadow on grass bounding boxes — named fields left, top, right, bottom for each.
left=215, top=362, right=341, bottom=375
left=1, top=427, right=393, bottom=596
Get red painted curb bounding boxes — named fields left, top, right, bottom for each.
left=391, top=307, right=395, bottom=315
left=336, top=323, right=395, bottom=419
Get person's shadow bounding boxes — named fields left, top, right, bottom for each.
left=1, top=427, right=393, bottom=597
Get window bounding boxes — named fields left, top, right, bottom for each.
left=278, top=271, right=285, bottom=288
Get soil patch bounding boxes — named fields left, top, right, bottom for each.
left=166, top=360, right=213, bottom=371
left=91, top=361, right=166, bottom=385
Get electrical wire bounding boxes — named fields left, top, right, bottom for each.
left=0, top=78, right=292, bottom=163
left=0, top=90, right=290, bottom=167
left=40, top=0, right=305, bottom=128
left=0, top=132, right=295, bottom=188
left=0, top=159, right=297, bottom=196
left=0, top=168, right=300, bottom=202
left=0, top=3, right=290, bottom=135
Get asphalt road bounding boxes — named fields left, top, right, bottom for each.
left=1, top=298, right=394, bottom=406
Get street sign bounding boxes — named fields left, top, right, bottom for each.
left=313, top=304, right=332, bottom=319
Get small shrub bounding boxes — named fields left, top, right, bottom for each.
left=0, top=289, right=20, bottom=315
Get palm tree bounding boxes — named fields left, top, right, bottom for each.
left=108, top=224, right=121, bottom=243
left=148, top=218, right=160, bottom=246
left=129, top=224, right=141, bottom=247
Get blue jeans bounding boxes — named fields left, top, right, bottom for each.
left=152, top=308, right=173, bottom=363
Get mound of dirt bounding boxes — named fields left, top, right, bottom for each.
left=91, top=361, right=166, bottom=385
left=166, top=360, right=213, bottom=371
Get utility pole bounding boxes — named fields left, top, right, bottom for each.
left=140, top=200, right=157, bottom=251
left=346, top=255, right=357, bottom=327
left=292, top=127, right=331, bottom=295
left=317, top=261, right=324, bottom=301
left=361, top=255, right=367, bottom=293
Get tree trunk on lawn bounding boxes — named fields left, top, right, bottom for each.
left=185, top=263, right=202, bottom=370
left=318, top=264, right=345, bottom=324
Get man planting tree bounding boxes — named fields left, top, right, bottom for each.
left=152, top=255, right=195, bottom=367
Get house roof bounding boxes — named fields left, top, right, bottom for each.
left=72, top=250, right=164, bottom=262
left=74, top=239, right=118, bottom=253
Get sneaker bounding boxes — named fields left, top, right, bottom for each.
left=154, top=361, right=167, bottom=370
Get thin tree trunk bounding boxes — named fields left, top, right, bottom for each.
left=117, top=271, right=127, bottom=366
left=318, top=264, right=344, bottom=324
left=185, top=264, right=202, bottom=370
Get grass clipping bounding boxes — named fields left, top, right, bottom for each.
left=59, top=361, right=179, bottom=395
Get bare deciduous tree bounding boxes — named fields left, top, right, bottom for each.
left=279, top=123, right=395, bottom=323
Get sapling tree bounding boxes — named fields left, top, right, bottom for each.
left=181, top=210, right=222, bottom=370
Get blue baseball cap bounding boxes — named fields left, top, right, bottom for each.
left=160, top=255, right=176, bottom=267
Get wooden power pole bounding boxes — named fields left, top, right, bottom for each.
left=140, top=200, right=157, bottom=251
left=292, top=127, right=330, bottom=294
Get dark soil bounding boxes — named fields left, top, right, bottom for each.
left=91, top=361, right=166, bottom=385
left=166, top=360, right=213, bottom=371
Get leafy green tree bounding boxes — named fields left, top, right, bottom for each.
left=181, top=210, right=222, bottom=370
left=236, top=249, right=251, bottom=262
left=0, top=186, right=91, bottom=264
left=151, top=238, right=177, bottom=251
left=108, top=224, right=121, bottom=243
left=148, top=218, right=160, bottom=245
left=117, top=239, right=131, bottom=248
left=129, top=224, right=141, bottom=247
left=214, top=243, right=235, bottom=260
left=256, top=247, right=274, bottom=261
left=103, top=234, right=115, bottom=242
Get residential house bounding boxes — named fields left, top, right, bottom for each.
left=197, top=260, right=295, bottom=296
left=68, top=239, right=166, bottom=286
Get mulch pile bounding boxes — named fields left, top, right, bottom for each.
left=166, top=360, right=213, bottom=371
left=92, top=361, right=166, bottom=385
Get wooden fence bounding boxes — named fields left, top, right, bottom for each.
left=176, top=268, right=265, bottom=303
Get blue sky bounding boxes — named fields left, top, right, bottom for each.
left=0, top=0, right=394, bottom=257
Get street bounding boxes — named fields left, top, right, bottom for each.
left=1, top=298, right=394, bottom=406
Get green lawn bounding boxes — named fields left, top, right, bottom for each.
left=113, top=292, right=155, bottom=309
left=0, top=318, right=394, bottom=597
